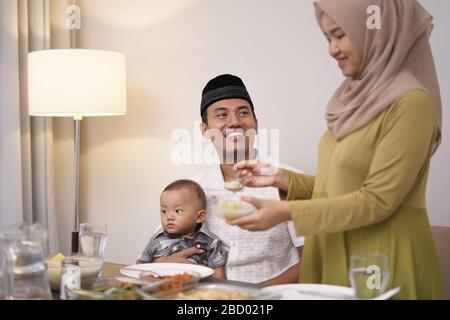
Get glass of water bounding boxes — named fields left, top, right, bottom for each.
left=349, top=253, right=389, bottom=299
left=79, top=223, right=108, bottom=258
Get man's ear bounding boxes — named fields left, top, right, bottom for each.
left=255, top=117, right=259, bottom=134
left=200, top=122, right=208, bottom=137
left=196, top=209, right=207, bottom=223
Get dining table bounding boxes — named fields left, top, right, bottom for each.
left=52, top=261, right=262, bottom=300
left=51, top=262, right=401, bottom=300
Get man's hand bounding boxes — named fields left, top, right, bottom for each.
left=227, top=196, right=292, bottom=231
left=152, top=247, right=204, bottom=264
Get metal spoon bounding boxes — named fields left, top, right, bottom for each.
left=224, top=170, right=242, bottom=192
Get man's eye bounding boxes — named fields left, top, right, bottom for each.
left=239, top=111, right=249, bottom=117
left=217, top=113, right=226, bottom=118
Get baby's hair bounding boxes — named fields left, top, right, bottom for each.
left=162, top=179, right=207, bottom=210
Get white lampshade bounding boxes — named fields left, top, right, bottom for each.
left=28, top=49, right=126, bottom=118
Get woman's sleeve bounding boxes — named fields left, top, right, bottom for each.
left=279, top=171, right=316, bottom=200
left=290, top=91, right=438, bottom=236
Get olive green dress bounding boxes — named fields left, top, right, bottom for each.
left=282, top=90, right=442, bottom=299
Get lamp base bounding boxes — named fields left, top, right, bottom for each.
left=71, top=231, right=79, bottom=254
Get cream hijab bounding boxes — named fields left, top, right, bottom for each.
left=314, top=0, right=442, bottom=151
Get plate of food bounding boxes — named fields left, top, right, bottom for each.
left=262, top=284, right=400, bottom=300
left=211, top=194, right=256, bottom=220
left=139, top=282, right=279, bottom=300
left=120, top=262, right=214, bottom=279
left=262, top=284, right=354, bottom=300
left=66, top=277, right=145, bottom=300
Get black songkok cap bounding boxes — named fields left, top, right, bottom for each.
left=200, top=74, right=254, bottom=116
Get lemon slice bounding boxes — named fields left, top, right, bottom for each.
left=51, top=253, right=65, bottom=263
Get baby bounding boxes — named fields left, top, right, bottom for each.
left=138, top=179, right=226, bottom=278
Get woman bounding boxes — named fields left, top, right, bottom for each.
left=229, top=0, right=443, bottom=299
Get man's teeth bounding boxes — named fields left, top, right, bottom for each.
left=226, top=132, right=244, bottom=138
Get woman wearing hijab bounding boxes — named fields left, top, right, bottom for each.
left=229, top=0, right=443, bottom=299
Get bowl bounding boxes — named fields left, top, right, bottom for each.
left=45, top=254, right=103, bottom=291
left=139, top=282, right=280, bottom=300
left=212, top=194, right=256, bottom=220
left=175, top=283, right=280, bottom=300
left=65, top=277, right=144, bottom=300
left=138, top=269, right=201, bottom=299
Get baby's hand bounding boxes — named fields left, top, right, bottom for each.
left=187, top=257, right=197, bottom=264
left=153, top=247, right=204, bottom=264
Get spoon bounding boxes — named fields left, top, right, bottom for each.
left=224, top=170, right=242, bottom=192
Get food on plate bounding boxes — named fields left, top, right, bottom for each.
left=140, top=272, right=194, bottom=281
left=92, top=280, right=143, bottom=300
left=176, top=288, right=253, bottom=300
left=140, top=272, right=197, bottom=294
left=67, top=278, right=145, bottom=300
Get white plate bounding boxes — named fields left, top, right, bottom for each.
left=120, top=263, right=214, bottom=279
left=262, top=284, right=400, bottom=300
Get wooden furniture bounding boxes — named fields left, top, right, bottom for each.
left=102, top=262, right=127, bottom=277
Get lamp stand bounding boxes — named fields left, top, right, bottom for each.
left=71, top=117, right=82, bottom=253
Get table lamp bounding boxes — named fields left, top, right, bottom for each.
left=27, top=49, right=127, bottom=253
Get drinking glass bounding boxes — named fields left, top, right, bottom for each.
left=0, top=248, right=5, bottom=299
left=60, top=259, right=81, bottom=300
left=349, top=253, right=389, bottom=299
left=0, top=223, right=52, bottom=300
left=79, top=223, right=107, bottom=258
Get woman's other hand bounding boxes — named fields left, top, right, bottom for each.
left=227, top=196, right=292, bottom=231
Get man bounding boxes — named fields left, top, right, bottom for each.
left=155, top=74, right=303, bottom=285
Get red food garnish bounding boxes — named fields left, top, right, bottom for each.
left=141, top=272, right=195, bottom=293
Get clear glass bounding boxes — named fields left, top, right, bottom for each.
left=79, top=222, right=108, bottom=258
left=60, top=261, right=81, bottom=300
left=45, top=253, right=65, bottom=292
left=61, top=256, right=103, bottom=290
left=0, top=249, right=5, bottom=300
left=0, top=223, right=52, bottom=300
left=349, top=253, right=389, bottom=299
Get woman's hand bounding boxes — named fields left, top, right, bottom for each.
left=152, top=247, right=203, bottom=264
left=227, top=196, right=292, bottom=231
left=233, top=162, right=289, bottom=191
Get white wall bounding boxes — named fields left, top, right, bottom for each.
left=59, top=0, right=450, bottom=264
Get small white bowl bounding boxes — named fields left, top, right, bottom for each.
left=45, top=254, right=103, bottom=291
left=212, top=194, right=256, bottom=221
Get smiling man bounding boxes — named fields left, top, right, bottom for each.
left=199, top=75, right=258, bottom=166
left=152, top=74, right=303, bottom=285
left=193, top=74, right=303, bottom=285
